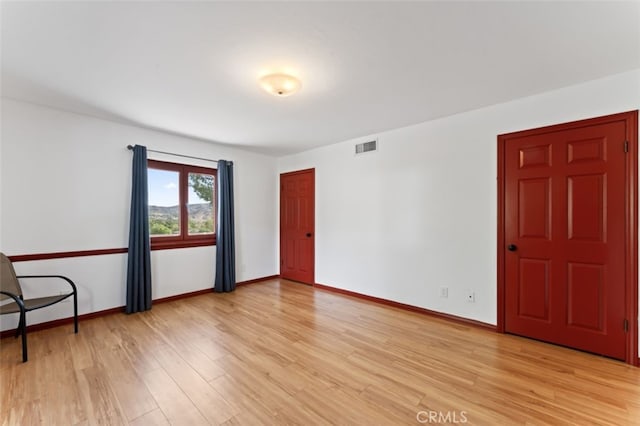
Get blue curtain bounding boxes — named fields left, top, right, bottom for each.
left=214, top=160, right=236, bottom=292
left=126, top=145, right=152, bottom=313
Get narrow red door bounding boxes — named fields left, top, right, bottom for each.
left=280, top=169, right=315, bottom=284
left=502, top=114, right=634, bottom=361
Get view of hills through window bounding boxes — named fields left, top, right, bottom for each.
left=148, top=168, right=214, bottom=236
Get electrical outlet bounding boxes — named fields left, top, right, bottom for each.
left=440, top=287, right=448, bottom=298
left=466, top=290, right=476, bottom=303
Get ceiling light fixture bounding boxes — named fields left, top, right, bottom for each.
left=259, top=73, right=301, bottom=97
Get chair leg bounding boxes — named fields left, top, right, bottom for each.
left=20, top=313, right=27, bottom=362
left=21, top=334, right=27, bottom=362
left=73, top=293, right=78, bottom=334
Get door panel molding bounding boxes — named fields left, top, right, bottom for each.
left=497, top=110, right=638, bottom=366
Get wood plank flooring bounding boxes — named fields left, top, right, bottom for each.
left=1, top=279, right=639, bottom=425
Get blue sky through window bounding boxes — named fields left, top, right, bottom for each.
left=148, top=168, right=208, bottom=206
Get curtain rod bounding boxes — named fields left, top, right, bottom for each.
left=126, top=145, right=218, bottom=163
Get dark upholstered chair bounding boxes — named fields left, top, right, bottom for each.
left=0, top=253, right=78, bottom=362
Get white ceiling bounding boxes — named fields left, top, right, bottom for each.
left=2, top=1, right=639, bottom=156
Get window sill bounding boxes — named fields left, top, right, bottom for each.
left=150, top=238, right=216, bottom=251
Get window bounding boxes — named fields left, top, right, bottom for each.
left=147, top=159, right=216, bottom=250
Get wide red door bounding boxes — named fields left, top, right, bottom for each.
left=280, top=169, right=315, bottom=284
left=503, top=116, right=630, bottom=360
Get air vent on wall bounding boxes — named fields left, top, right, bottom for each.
left=355, top=139, right=378, bottom=155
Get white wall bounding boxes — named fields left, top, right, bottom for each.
left=0, top=98, right=278, bottom=330
left=0, top=99, right=3, bottom=252
left=278, top=69, right=640, bottom=327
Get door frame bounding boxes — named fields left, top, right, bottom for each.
left=279, top=168, right=315, bottom=285
left=497, top=111, right=639, bottom=366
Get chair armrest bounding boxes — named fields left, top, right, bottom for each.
left=15, top=275, right=78, bottom=294
left=0, top=290, right=26, bottom=311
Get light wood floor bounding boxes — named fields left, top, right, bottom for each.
left=1, top=279, right=639, bottom=425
